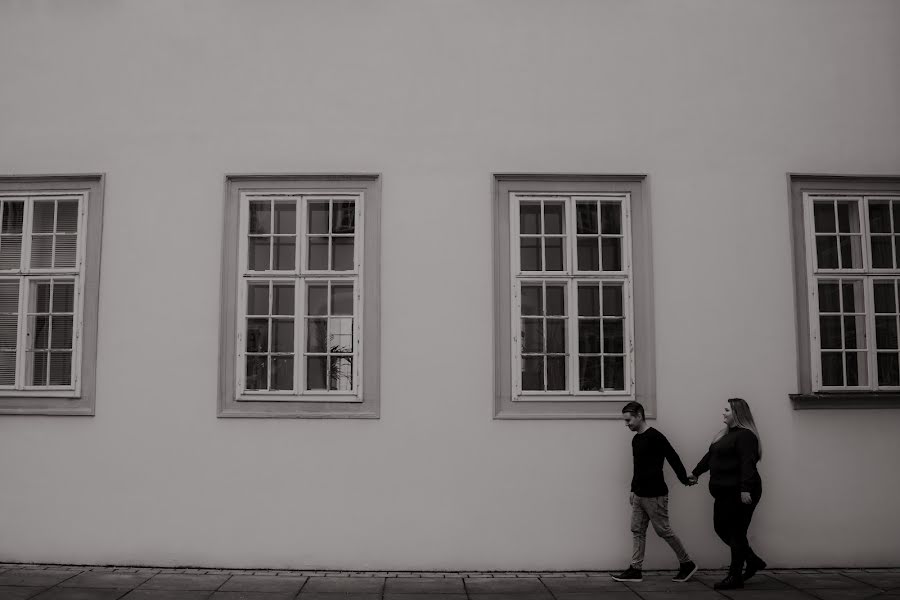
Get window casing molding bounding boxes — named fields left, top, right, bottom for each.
left=493, top=174, right=654, bottom=419
left=0, top=175, right=104, bottom=416
left=788, top=173, right=900, bottom=409
left=218, top=175, right=381, bottom=418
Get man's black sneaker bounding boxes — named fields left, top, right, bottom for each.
left=742, top=557, right=767, bottom=582
left=713, top=575, right=744, bottom=590
left=672, top=560, right=698, bottom=582
left=611, top=567, right=643, bottom=582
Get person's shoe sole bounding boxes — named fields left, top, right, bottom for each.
left=743, top=559, right=767, bottom=582
left=672, top=563, right=698, bottom=582
left=611, top=576, right=643, bottom=582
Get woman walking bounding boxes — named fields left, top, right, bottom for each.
left=688, top=398, right=766, bottom=590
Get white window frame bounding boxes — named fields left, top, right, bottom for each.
left=803, top=192, right=900, bottom=392
left=509, top=193, right=636, bottom=401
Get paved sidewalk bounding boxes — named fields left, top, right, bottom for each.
left=0, top=564, right=899, bottom=600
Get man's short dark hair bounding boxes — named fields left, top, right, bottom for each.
left=622, top=401, right=645, bottom=420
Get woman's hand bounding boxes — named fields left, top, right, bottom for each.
left=741, top=491, right=752, bottom=504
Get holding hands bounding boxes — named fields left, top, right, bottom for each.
left=685, top=474, right=698, bottom=486
left=741, top=491, right=752, bottom=504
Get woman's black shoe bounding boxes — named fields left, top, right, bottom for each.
left=742, top=557, right=767, bottom=582
left=713, top=575, right=744, bottom=590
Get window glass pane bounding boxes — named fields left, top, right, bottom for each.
left=274, top=203, right=296, bottom=235
left=577, top=239, right=599, bottom=271
left=56, top=201, right=79, bottom=233
left=246, top=319, right=268, bottom=352
left=332, top=238, right=354, bottom=271
left=546, top=319, right=565, bottom=353
left=837, top=235, right=862, bottom=269
left=820, top=352, right=843, bottom=386
left=819, top=316, right=841, bottom=349
left=576, top=202, right=597, bottom=234
left=2, top=202, right=24, bottom=233
left=843, top=316, right=866, bottom=349
left=893, top=201, right=900, bottom=232
left=873, top=282, right=896, bottom=313
left=579, top=356, right=601, bottom=391
left=895, top=237, right=900, bottom=269
left=543, top=203, right=564, bottom=235
left=34, top=282, right=50, bottom=312
left=601, top=238, right=622, bottom=271
left=602, top=284, right=624, bottom=317
left=520, top=203, right=541, bottom=235
left=273, top=238, right=295, bottom=270
left=330, top=357, right=353, bottom=391
left=870, top=236, right=892, bottom=268
left=818, top=282, right=841, bottom=313
left=521, top=319, right=543, bottom=353
left=247, top=283, right=269, bottom=315
left=32, top=201, right=55, bottom=234
left=842, top=281, right=863, bottom=313
left=54, top=234, right=77, bottom=268
left=308, top=202, right=329, bottom=235
left=31, top=351, right=48, bottom=386
left=52, top=282, right=74, bottom=312
left=308, top=237, right=328, bottom=270
left=578, top=285, right=600, bottom=317
left=520, top=238, right=541, bottom=271
left=521, top=357, right=543, bottom=391
left=32, top=315, right=49, bottom=349
left=272, top=284, right=294, bottom=316
left=845, top=352, right=867, bottom=386
left=271, top=357, right=293, bottom=390
left=600, top=202, right=621, bottom=234
left=875, top=316, right=898, bottom=350
left=544, top=238, right=564, bottom=271
left=30, top=236, right=52, bottom=268
left=814, top=202, right=836, bottom=233
left=578, top=320, right=601, bottom=353
left=332, top=201, right=355, bottom=234
left=0, top=315, right=16, bottom=349
left=331, top=285, right=353, bottom=315
left=306, top=356, right=327, bottom=390
left=869, top=201, right=891, bottom=233
left=816, top=236, right=838, bottom=269
left=521, top=285, right=542, bottom=316
left=245, top=356, right=267, bottom=390
left=307, top=285, right=327, bottom=316
left=877, top=353, right=900, bottom=386
left=50, top=315, right=73, bottom=349
left=546, top=356, right=566, bottom=391
left=248, top=237, right=270, bottom=271
left=603, top=356, right=625, bottom=390
left=545, top=285, right=565, bottom=316
left=0, top=281, right=19, bottom=314
left=271, top=319, right=294, bottom=353
left=603, top=319, right=624, bottom=353
left=836, top=201, right=860, bottom=233
left=0, top=351, right=14, bottom=385
left=329, top=317, right=353, bottom=352
left=0, top=236, right=22, bottom=269
left=48, top=352, right=71, bottom=385
left=249, top=201, right=271, bottom=235
left=306, top=318, right=327, bottom=352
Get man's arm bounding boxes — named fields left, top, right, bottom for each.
left=660, top=433, right=690, bottom=485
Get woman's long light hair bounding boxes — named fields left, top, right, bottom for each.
left=713, top=397, right=763, bottom=460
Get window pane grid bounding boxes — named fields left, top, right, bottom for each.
left=513, top=192, right=632, bottom=399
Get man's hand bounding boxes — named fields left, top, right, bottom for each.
left=741, top=491, right=752, bottom=505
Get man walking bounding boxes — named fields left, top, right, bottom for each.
left=612, top=401, right=698, bottom=583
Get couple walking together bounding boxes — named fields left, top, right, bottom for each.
left=612, top=398, right=765, bottom=591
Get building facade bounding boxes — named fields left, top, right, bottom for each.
left=1, top=0, right=899, bottom=570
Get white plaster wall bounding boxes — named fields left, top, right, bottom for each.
left=1, top=0, right=899, bottom=569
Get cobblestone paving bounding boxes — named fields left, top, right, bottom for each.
left=0, top=565, right=898, bottom=600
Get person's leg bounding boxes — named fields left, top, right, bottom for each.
left=646, top=496, right=691, bottom=565
left=630, top=497, right=651, bottom=569
left=712, top=490, right=731, bottom=547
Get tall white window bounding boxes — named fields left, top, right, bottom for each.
left=804, top=193, right=900, bottom=390
left=237, top=193, right=362, bottom=399
left=511, top=193, right=634, bottom=399
left=0, top=194, right=85, bottom=394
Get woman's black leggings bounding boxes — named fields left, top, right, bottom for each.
left=711, top=483, right=762, bottom=576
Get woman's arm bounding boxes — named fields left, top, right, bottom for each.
left=736, top=429, right=760, bottom=492
left=692, top=448, right=712, bottom=478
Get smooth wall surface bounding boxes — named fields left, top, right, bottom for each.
left=1, top=0, right=899, bottom=569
